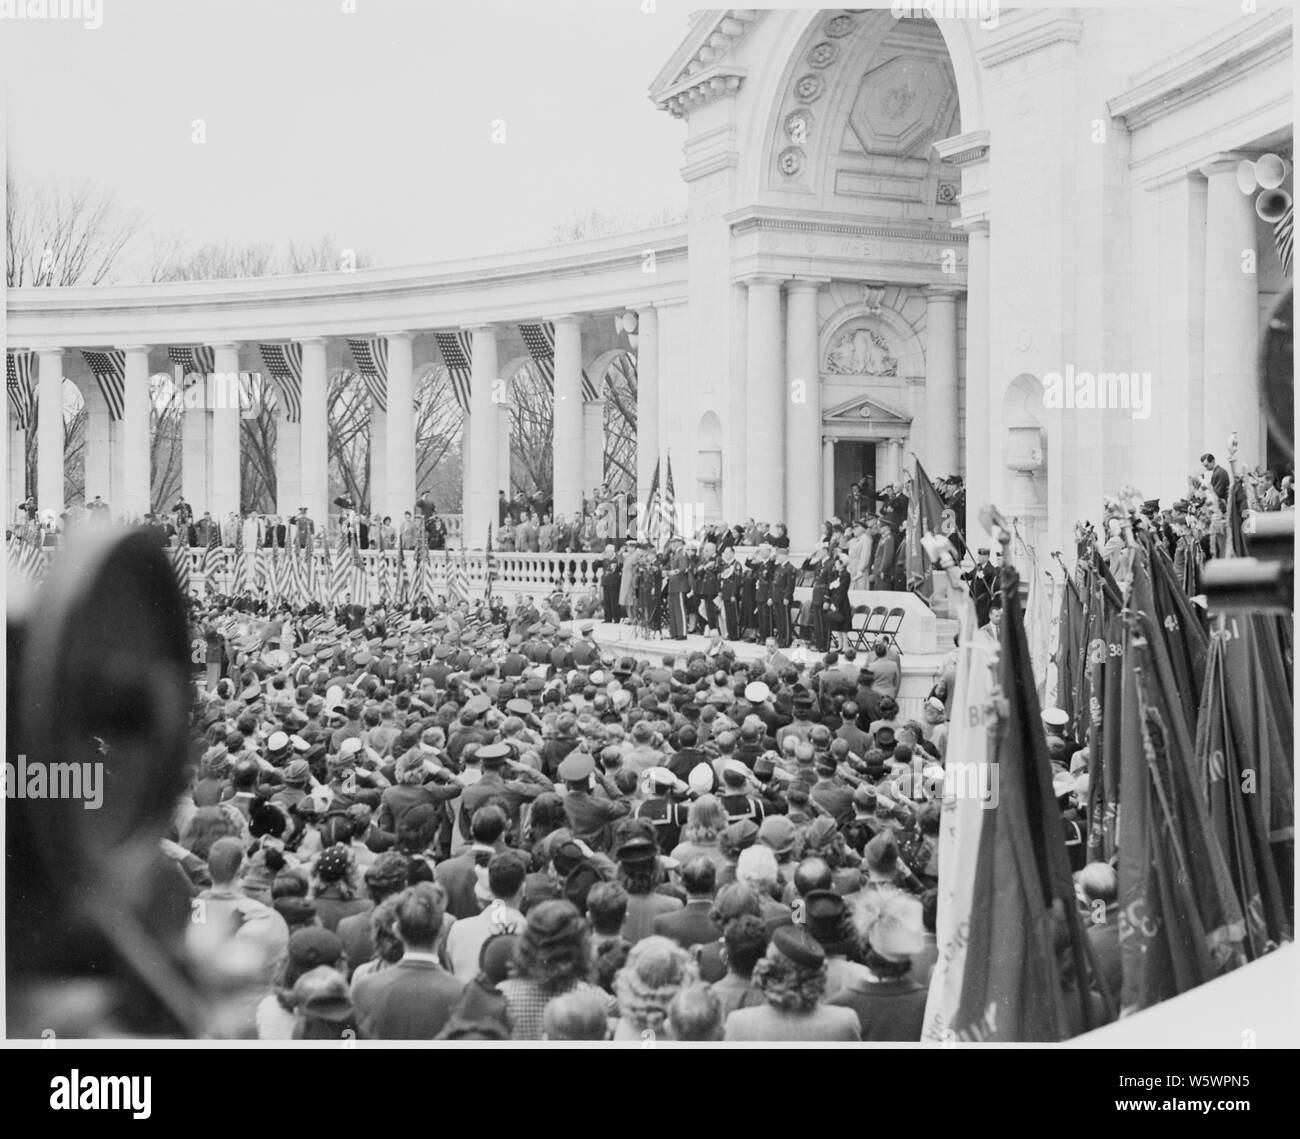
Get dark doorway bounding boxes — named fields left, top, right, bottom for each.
left=834, top=440, right=875, bottom=524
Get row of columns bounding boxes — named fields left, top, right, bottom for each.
left=25, top=317, right=655, bottom=540
left=738, top=276, right=962, bottom=549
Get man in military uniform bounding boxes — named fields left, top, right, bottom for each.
left=634, top=767, right=691, bottom=855
left=961, top=546, right=997, bottom=627
left=693, top=541, right=721, bottom=634
left=718, top=546, right=742, bottom=641
left=598, top=543, right=622, bottom=622
left=665, top=538, right=692, bottom=640
left=770, top=548, right=797, bottom=649
left=558, top=751, right=630, bottom=853
left=752, top=544, right=774, bottom=643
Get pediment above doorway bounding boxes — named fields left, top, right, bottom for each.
left=823, top=393, right=911, bottom=429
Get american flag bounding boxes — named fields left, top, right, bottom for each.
left=396, top=550, right=410, bottom=607
left=378, top=551, right=395, bottom=603
left=171, top=545, right=192, bottom=597
left=350, top=551, right=370, bottom=607
left=6, top=535, right=46, bottom=584
left=435, top=331, right=474, bottom=413
left=643, top=457, right=662, bottom=547
left=1274, top=202, right=1293, bottom=277
left=662, top=452, right=678, bottom=546
left=259, top=343, right=303, bottom=422
left=347, top=337, right=389, bottom=412
left=231, top=528, right=250, bottom=595
left=167, top=345, right=215, bottom=379
left=518, top=322, right=599, bottom=401
left=484, top=523, right=495, bottom=604
left=202, top=543, right=225, bottom=593
left=446, top=551, right=470, bottom=607
left=331, top=546, right=352, bottom=606
left=7, top=351, right=36, bottom=431
left=82, top=350, right=126, bottom=420
left=258, top=547, right=277, bottom=596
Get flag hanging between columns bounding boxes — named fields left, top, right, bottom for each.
left=434, top=332, right=474, bottom=413
left=259, top=343, right=303, bottom=422
left=82, top=351, right=127, bottom=420
left=347, top=338, right=389, bottom=412
left=7, top=351, right=36, bottom=430
left=518, top=322, right=598, bottom=400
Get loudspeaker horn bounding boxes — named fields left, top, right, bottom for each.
left=1255, top=152, right=1288, bottom=190
left=1257, top=188, right=1292, bottom=224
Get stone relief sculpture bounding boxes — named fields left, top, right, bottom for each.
left=825, top=326, right=899, bottom=376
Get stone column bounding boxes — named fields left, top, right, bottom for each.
left=497, top=402, right=513, bottom=500
left=181, top=370, right=210, bottom=515
left=120, top=346, right=151, bottom=521
left=726, top=282, right=748, bottom=521
left=275, top=388, right=302, bottom=520
left=299, top=338, right=329, bottom=529
left=1201, top=155, right=1264, bottom=462
left=36, top=349, right=64, bottom=518
left=208, top=343, right=241, bottom=521
left=784, top=278, right=824, bottom=548
left=385, top=331, right=415, bottom=521
left=961, top=221, right=991, bottom=545
left=583, top=399, right=605, bottom=500
left=8, top=424, right=25, bottom=523
left=745, top=277, right=785, bottom=527
left=552, top=315, right=585, bottom=519
left=822, top=437, right=836, bottom=527
left=370, top=404, right=388, bottom=519
left=635, top=305, right=659, bottom=508
left=83, top=384, right=112, bottom=510
left=924, top=287, right=961, bottom=478
left=465, top=324, right=499, bottom=547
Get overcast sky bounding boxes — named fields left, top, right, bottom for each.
left=2, top=0, right=695, bottom=279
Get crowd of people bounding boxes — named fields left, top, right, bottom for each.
left=168, top=527, right=1109, bottom=1042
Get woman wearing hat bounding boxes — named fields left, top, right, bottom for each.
left=310, top=844, right=372, bottom=932
left=721, top=926, right=861, bottom=1041
left=825, top=550, right=853, bottom=652
left=827, top=890, right=927, bottom=1040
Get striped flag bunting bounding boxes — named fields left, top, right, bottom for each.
left=643, top=457, right=662, bottom=548
left=347, top=338, right=389, bottom=412
left=201, top=543, right=225, bottom=593
left=518, top=322, right=597, bottom=400
left=331, top=547, right=351, bottom=606
left=166, top=345, right=215, bottom=380
left=350, top=552, right=370, bottom=607
left=6, top=535, right=46, bottom=584
left=7, top=350, right=36, bottom=431
left=446, top=551, right=470, bottom=607
left=82, top=350, right=127, bottom=421
left=435, top=331, right=474, bottom=414
left=396, top=551, right=410, bottom=607
left=1274, top=202, right=1293, bottom=277
left=377, top=551, right=394, bottom=603
left=231, top=546, right=250, bottom=596
left=484, top=524, right=495, bottom=603
left=171, top=545, right=192, bottom=596
left=662, top=452, right=678, bottom=546
left=303, top=546, right=317, bottom=604
left=259, top=343, right=303, bottom=423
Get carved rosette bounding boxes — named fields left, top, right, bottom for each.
left=808, top=41, right=838, bottom=69
left=795, top=74, right=824, bottom=103
left=778, top=147, right=805, bottom=177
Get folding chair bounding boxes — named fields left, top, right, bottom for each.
left=878, top=606, right=907, bottom=653
left=858, top=604, right=889, bottom=649
left=849, top=604, right=875, bottom=652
